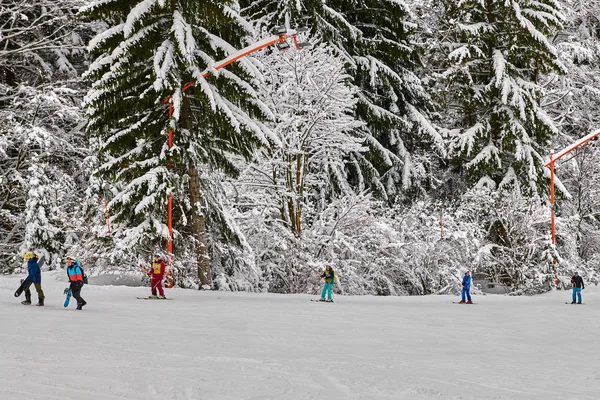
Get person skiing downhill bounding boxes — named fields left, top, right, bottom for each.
left=148, top=253, right=166, bottom=299
left=319, top=265, right=335, bottom=302
left=66, top=256, right=87, bottom=310
left=571, top=272, right=585, bottom=304
left=459, top=271, right=472, bottom=304
left=21, top=251, right=45, bottom=306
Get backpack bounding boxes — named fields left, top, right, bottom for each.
left=80, top=265, right=88, bottom=284
left=73, top=261, right=88, bottom=284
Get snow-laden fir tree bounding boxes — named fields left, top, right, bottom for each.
left=82, top=0, right=270, bottom=286
left=0, top=0, right=89, bottom=270
left=437, top=0, right=566, bottom=195
left=240, top=41, right=364, bottom=234
left=240, top=0, right=443, bottom=203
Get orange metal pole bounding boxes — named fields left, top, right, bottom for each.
left=543, top=130, right=600, bottom=285
left=176, top=36, right=287, bottom=96
left=166, top=192, right=174, bottom=288
left=549, top=155, right=555, bottom=246
left=549, top=155, right=558, bottom=287
left=163, top=30, right=302, bottom=286
left=166, top=99, right=174, bottom=287
left=168, top=103, right=173, bottom=148
left=544, top=130, right=600, bottom=248
left=167, top=194, right=173, bottom=253
left=167, top=100, right=174, bottom=255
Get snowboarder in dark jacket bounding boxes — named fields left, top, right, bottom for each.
left=459, top=271, right=472, bottom=304
left=571, top=272, right=584, bottom=304
left=66, top=256, right=87, bottom=310
left=22, top=251, right=45, bottom=306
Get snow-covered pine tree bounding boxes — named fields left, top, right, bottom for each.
left=438, top=0, right=566, bottom=195
left=0, top=0, right=89, bottom=270
left=82, top=0, right=268, bottom=286
left=241, top=0, right=443, bottom=203
left=242, top=41, right=364, bottom=234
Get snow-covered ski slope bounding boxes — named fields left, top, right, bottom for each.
left=0, top=273, right=598, bottom=400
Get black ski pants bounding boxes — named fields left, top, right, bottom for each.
left=70, top=281, right=85, bottom=305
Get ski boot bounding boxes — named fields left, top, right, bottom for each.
left=36, top=297, right=44, bottom=307
left=158, top=296, right=167, bottom=300
left=326, top=299, right=334, bottom=303
left=466, top=300, right=473, bottom=304
left=148, top=295, right=158, bottom=299
left=318, top=298, right=326, bottom=302
left=571, top=301, right=576, bottom=304
left=459, top=300, right=465, bottom=304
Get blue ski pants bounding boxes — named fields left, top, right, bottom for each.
left=461, top=288, right=471, bottom=302
left=321, top=283, right=333, bottom=300
left=572, top=287, right=582, bottom=303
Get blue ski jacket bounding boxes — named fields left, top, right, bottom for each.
left=67, top=261, right=84, bottom=282
left=462, top=275, right=471, bottom=290
left=25, top=259, right=41, bottom=284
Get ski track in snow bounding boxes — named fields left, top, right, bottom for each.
left=1, top=273, right=600, bottom=400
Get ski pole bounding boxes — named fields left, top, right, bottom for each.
left=137, top=265, right=150, bottom=274
left=450, top=271, right=465, bottom=283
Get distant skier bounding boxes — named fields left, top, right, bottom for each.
left=66, top=256, right=87, bottom=310
left=148, top=253, right=166, bottom=299
left=21, top=251, right=45, bottom=306
left=319, top=265, right=335, bottom=302
left=459, top=271, right=472, bottom=304
left=570, top=271, right=585, bottom=304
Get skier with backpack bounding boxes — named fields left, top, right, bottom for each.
left=19, top=251, right=45, bottom=306
left=66, top=256, right=87, bottom=310
left=459, top=271, right=473, bottom=304
left=319, top=265, right=335, bottom=302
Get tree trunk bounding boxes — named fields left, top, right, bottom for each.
left=181, top=95, right=211, bottom=287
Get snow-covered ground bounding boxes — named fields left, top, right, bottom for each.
left=0, top=273, right=598, bottom=400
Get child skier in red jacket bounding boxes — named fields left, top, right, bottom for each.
left=148, top=253, right=166, bottom=299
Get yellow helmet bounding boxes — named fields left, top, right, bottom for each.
left=24, top=251, right=37, bottom=261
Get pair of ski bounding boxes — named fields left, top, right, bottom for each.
left=137, top=296, right=172, bottom=300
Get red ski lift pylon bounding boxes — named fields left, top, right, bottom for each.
left=161, top=28, right=310, bottom=281
left=545, top=128, right=600, bottom=287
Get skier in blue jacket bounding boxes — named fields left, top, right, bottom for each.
left=21, top=251, right=45, bottom=306
left=459, top=271, right=472, bottom=304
